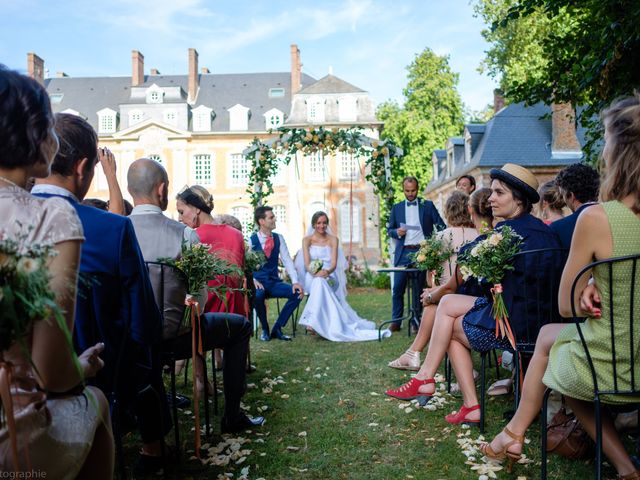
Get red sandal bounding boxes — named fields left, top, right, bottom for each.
left=445, top=403, right=480, bottom=426
left=385, top=377, right=435, bottom=401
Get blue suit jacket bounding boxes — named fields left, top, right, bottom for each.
left=387, top=199, right=445, bottom=266
left=33, top=192, right=162, bottom=394
left=550, top=203, right=595, bottom=250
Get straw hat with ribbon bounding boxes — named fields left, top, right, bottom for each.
left=489, top=163, right=540, bottom=203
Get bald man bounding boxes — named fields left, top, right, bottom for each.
left=127, top=158, right=264, bottom=434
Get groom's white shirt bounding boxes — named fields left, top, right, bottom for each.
left=256, top=230, right=299, bottom=284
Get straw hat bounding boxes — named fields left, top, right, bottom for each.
left=489, top=163, right=540, bottom=203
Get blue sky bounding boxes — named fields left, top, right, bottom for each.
left=1, top=0, right=497, bottom=111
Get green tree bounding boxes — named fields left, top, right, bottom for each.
left=377, top=48, right=463, bottom=200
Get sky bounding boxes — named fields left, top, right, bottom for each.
left=0, top=0, right=498, bottom=112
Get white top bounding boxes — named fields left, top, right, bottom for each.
left=404, top=200, right=425, bottom=246
left=31, top=184, right=79, bottom=203
left=130, top=204, right=199, bottom=245
left=256, top=230, right=299, bottom=284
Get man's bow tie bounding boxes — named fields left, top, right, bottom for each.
left=407, top=201, right=418, bottom=206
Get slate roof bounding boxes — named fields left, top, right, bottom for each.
left=45, top=72, right=317, bottom=132
left=298, top=74, right=365, bottom=94
left=427, top=102, right=586, bottom=191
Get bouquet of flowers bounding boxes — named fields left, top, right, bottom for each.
left=410, top=231, right=455, bottom=284
left=0, top=230, right=69, bottom=352
left=308, top=259, right=324, bottom=274
left=244, top=244, right=267, bottom=275
left=456, top=225, right=523, bottom=349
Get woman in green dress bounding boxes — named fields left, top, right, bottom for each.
left=481, top=95, right=640, bottom=479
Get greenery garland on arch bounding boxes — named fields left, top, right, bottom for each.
left=243, top=126, right=402, bottom=230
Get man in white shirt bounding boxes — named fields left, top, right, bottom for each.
left=250, top=206, right=304, bottom=341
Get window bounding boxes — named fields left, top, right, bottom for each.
left=193, top=154, right=213, bottom=184
left=148, top=154, right=163, bottom=165
left=231, top=206, right=253, bottom=237
left=129, top=110, right=143, bottom=125
left=269, top=88, right=285, bottom=98
left=338, top=152, right=359, bottom=180
left=306, top=151, right=326, bottom=182
left=432, top=156, right=439, bottom=181
left=446, top=149, right=453, bottom=177
left=50, top=93, right=64, bottom=104
left=464, top=133, right=472, bottom=164
left=307, top=99, right=325, bottom=123
left=273, top=205, right=287, bottom=226
left=229, top=153, right=249, bottom=187
left=228, top=104, right=250, bottom=131
left=339, top=199, right=361, bottom=243
left=263, top=108, right=284, bottom=131
left=97, top=108, right=117, bottom=135
left=146, top=84, right=164, bottom=104
left=192, top=106, right=213, bottom=132
left=338, top=96, right=357, bottom=122
left=270, top=160, right=287, bottom=186
left=163, top=110, right=177, bottom=126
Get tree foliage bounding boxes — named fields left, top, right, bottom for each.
left=377, top=48, right=463, bottom=199
left=473, top=0, right=640, bottom=162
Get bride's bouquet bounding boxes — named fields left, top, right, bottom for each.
left=456, top=226, right=523, bottom=349
left=409, top=231, right=454, bottom=285
left=309, top=259, right=324, bottom=274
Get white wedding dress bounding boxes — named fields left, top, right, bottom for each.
left=297, top=244, right=391, bottom=342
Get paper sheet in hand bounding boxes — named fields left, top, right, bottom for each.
left=400, top=223, right=421, bottom=231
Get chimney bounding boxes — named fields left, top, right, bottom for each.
left=56, top=71, right=69, bottom=78
left=132, top=50, right=144, bottom=86
left=551, top=103, right=581, bottom=153
left=201, top=67, right=210, bottom=74
left=27, top=53, right=45, bottom=85
left=290, top=44, right=301, bottom=95
left=188, top=48, right=199, bottom=102
left=493, top=88, right=505, bottom=113
left=150, top=68, right=161, bottom=75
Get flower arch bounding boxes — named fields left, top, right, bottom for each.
left=243, top=126, right=402, bottom=230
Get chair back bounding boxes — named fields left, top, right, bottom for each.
left=509, top=247, right=568, bottom=351
left=144, top=261, right=190, bottom=340
left=570, top=253, right=640, bottom=398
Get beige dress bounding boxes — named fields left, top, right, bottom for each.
left=0, top=185, right=101, bottom=477
left=436, top=226, right=478, bottom=284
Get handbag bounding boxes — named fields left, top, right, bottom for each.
left=546, top=406, right=594, bottom=459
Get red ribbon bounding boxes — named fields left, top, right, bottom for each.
left=0, top=361, right=20, bottom=471
left=184, top=295, right=203, bottom=458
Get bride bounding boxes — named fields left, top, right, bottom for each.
left=296, top=211, right=391, bottom=341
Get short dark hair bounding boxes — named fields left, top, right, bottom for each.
left=456, top=175, right=476, bottom=190
left=52, top=113, right=98, bottom=176
left=82, top=198, right=108, bottom=210
left=402, top=176, right=419, bottom=188
left=0, top=66, right=54, bottom=169
left=555, top=163, right=600, bottom=204
left=254, top=205, right=273, bottom=225
left=508, top=182, right=534, bottom=215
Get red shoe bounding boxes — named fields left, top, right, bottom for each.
left=385, top=377, right=435, bottom=401
left=445, top=403, right=480, bottom=426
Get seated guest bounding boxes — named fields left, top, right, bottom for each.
left=214, top=213, right=244, bottom=231
left=0, top=66, right=113, bottom=478
left=388, top=188, right=491, bottom=371
left=385, top=164, right=562, bottom=427
left=127, top=159, right=263, bottom=433
left=538, top=180, right=565, bottom=224
left=482, top=96, right=640, bottom=478
left=31, top=113, right=168, bottom=473
left=550, top=163, right=600, bottom=249
left=176, top=185, right=246, bottom=317
left=456, top=174, right=476, bottom=195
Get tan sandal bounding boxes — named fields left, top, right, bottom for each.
left=480, top=426, right=523, bottom=473
left=387, top=349, right=421, bottom=371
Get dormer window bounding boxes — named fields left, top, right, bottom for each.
left=269, top=88, right=285, bottom=98
left=464, top=131, right=472, bottom=164
left=163, top=110, right=177, bottom=126
left=97, top=108, right=117, bottom=135
left=129, top=109, right=143, bottom=125
left=146, top=84, right=164, bottom=104
left=228, top=104, right=250, bottom=131
left=446, top=148, right=453, bottom=177
left=50, top=93, right=64, bottom=104
left=307, top=99, right=325, bottom=123
left=338, top=96, right=357, bottom=122
left=263, top=108, right=284, bottom=131
left=192, top=105, right=213, bottom=132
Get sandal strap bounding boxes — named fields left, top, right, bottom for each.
left=405, top=349, right=420, bottom=358
left=503, top=426, right=524, bottom=443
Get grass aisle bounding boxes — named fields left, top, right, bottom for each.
left=138, top=288, right=605, bottom=479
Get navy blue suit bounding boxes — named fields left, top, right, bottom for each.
left=387, top=199, right=445, bottom=326
left=550, top=203, right=596, bottom=250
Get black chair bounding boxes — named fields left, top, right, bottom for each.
left=478, top=247, right=568, bottom=433
left=540, top=253, right=640, bottom=480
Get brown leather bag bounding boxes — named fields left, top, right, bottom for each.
left=546, top=406, right=594, bottom=459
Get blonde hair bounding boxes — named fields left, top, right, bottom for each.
left=538, top=180, right=565, bottom=212
left=184, top=185, right=214, bottom=212
left=600, top=95, right=640, bottom=214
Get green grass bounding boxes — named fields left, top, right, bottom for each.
left=124, top=288, right=621, bottom=479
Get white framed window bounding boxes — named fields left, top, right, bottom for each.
left=228, top=104, right=250, bottom=131
left=192, top=105, right=212, bottom=132
left=273, top=205, right=287, bottom=226
left=339, top=199, right=361, bottom=243
left=231, top=206, right=253, bottom=237
left=192, top=154, right=213, bottom=185
left=229, top=153, right=250, bottom=187
left=264, top=108, right=284, bottom=131
left=307, top=98, right=325, bottom=123
left=269, top=88, right=285, bottom=98
left=146, top=84, right=164, bottom=104
left=148, top=154, right=163, bottom=166
left=306, top=151, right=326, bottom=182
left=97, top=108, right=117, bottom=135
left=338, top=152, right=359, bottom=181
left=464, top=132, right=472, bottom=164
left=163, top=110, right=177, bottom=126
left=338, top=96, right=357, bottom=122
left=129, top=109, right=143, bottom=125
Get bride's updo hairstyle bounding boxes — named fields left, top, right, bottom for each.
left=600, top=94, right=640, bottom=214
left=176, top=184, right=214, bottom=213
left=311, top=210, right=329, bottom=227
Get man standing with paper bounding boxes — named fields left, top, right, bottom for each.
left=387, top=176, right=445, bottom=332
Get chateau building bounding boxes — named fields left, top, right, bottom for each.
left=28, top=46, right=384, bottom=262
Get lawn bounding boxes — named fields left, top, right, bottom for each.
left=123, top=288, right=619, bottom=479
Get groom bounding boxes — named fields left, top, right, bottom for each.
left=251, top=206, right=304, bottom=341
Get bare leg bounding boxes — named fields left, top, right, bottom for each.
left=485, top=323, right=566, bottom=455
left=413, top=294, right=478, bottom=395
left=448, top=321, right=480, bottom=421
left=410, top=304, right=437, bottom=352
left=194, top=355, right=213, bottom=395
left=77, top=387, right=114, bottom=480
left=566, top=397, right=637, bottom=476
